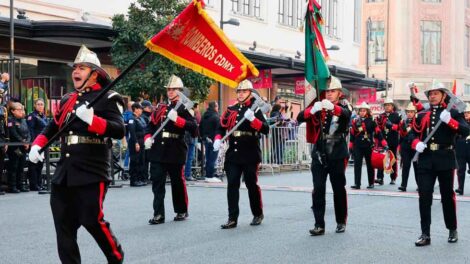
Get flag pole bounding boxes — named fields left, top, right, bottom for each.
left=39, top=48, right=150, bottom=153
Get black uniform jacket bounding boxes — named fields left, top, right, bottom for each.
left=399, top=117, right=415, bottom=150
left=128, top=114, right=145, bottom=154
left=27, top=110, right=48, bottom=140
left=350, top=116, right=382, bottom=149
left=297, top=100, right=351, bottom=160
left=376, top=111, right=401, bottom=148
left=216, top=97, right=269, bottom=164
left=410, top=106, right=470, bottom=170
left=7, top=116, right=31, bottom=152
left=33, top=84, right=125, bottom=186
left=455, top=120, right=470, bottom=157
left=145, top=101, right=197, bottom=165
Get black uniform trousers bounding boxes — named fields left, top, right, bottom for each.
left=144, top=150, right=151, bottom=181
left=457, top=153, right=470, bottom=193
left=150, top=162, right=188, bottom=217
left=50, top=182, right=124, bottom=264
left=224, top=162, right=263, bottom=220
left=311, top=156, right=348, bottom=228
left=28, top=161, right=44, bottom=190
left=7, top=148, right=26, bottom=190
left=416, top=168, right=457, bottom=236
left=353, top=146, right=374, bottom=186
left=129, top=149, right=144, bottom=185
left=400, top=146, right=417, bottom=188
left=377, top=145, right=398, bottom=181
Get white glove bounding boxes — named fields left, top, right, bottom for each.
left=439, top=109, right=451, bottom=124
left=28, top=145, right=44, bottom=164
left=416, top=141, right=427, bottom=153
left=244, top=109, right=255, bottom=121
left=144, top=137, right=154, bottom=149
left=213, top=139, right=221, bottom=152
left=310, top=101, right=323, bottom=115
left=167, top=109, right=178, bottom=122
left=321, top=99, right=334, bottom=110
left=76, top=103, right=94, bottom=125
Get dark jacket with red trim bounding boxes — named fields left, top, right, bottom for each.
left=144, top=101, right=197, bottom=165
left=215, top=97, right=269, bottom=164
left=455, top=120, right=470, bottom=158
left=349, top=116, right=383, bottom=149
left=297, top=100, right=351, bottom=160
left=399, top=117, right=415, bottom=150
left=31, top=84, right=125, bottom=186
left=375, top=111, right=401, bottom=148
left=410, top=106, right=470, bottom=170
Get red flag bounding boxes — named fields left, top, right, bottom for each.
left=452, top=79, right=456, bottom=95
left=145, top=0, right=258, bottom=88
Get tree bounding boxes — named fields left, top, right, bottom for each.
left=111, top=0, right=213, bottom=102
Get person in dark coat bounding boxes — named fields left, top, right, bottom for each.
left=455, top=103, right=470, bottom=195
left=26, top=98, right=48, bottom=191
left=28, top=45, right=125, bottom=263
left=127, top=102, right=146, bottom=187
left=200, top=101, right=221, bottom=182
left=398, top=102, right=418, bottom=192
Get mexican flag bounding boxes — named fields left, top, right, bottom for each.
left=305, top=0, right=330, bottom=97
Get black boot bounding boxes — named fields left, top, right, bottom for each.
left=398, top=186, right=406, bottom=192
left=250, top=214, right=264, bottom=226
left=350, top=185, right=360, bottom=190
left=221, top=219, right=237, bottom=229
left=174, top=212, right=188, bottom=221
left=455, top=188, right=463, bottom=195
left=335, top=224, right=346, bottom=233
left=309, top=226, right=325, bottom=236
left=366, top=184, right=374, bottom=189
left=148, top=215, right=165, bottom=225
left=448, top=230, right=458, bottom=243
left=415, top=234, right=431, bottom=247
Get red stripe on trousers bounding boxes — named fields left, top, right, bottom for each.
left=98, top=182, right=123, bottom=260
left=181, top=167, right=189, bottom=209
left=256, top=163, right=263, bottom=210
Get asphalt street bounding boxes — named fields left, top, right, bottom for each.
left=2, top=165, right=470, bottom=263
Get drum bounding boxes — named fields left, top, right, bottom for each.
left=371, top=149, right=396, bottom=173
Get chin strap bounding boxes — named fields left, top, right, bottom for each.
left=76, top=71, right=94, bottom=92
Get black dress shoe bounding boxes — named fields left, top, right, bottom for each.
left=174, top=212, right=188, bottom=221
left=366, top=185, right=374, bottom=189
left=448, top=230, right=458, bottom=243
left=309, top=226, right=325, bottom=236
left=415, top=234, right=431, bottom=247
left=148, top=215, right=165, bottom=225
left=0, top=190, right=4, bottom=195
left=398, top=186, right=406, bottom=192
left=19, top=188, right=30, bottom=192
left=455, top=189, right=463, bottom=195
left=350, top=185, right=360, bottom=190
left=375, top=179, right=384, bottom=185
left=335, top=224, right=346, bottom=233
left=221, top=219, right=237, bottom=229
left=390, top=180, right=396, bottom=185
left=250, top=214, right=264, bottom=226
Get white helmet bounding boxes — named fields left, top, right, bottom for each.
left=164, top=75, right=184, bottom=89
left=424, top=80, right=450, bottom=97
left=236, top=79, right=254, bottom=91
left=356, top=101, right=370, bottom=110
left=71, top=45, right=110, bottom=84
left=325, top=76, right=342, bottom=91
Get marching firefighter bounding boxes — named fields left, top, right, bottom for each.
left=455, top=103, right=470, bottom=195
left=410, top=82, right=469, bottom=246
left=297, top=76, right=351, bottom=236
left=28, top=45, right=125, bottom=263
left=213, top=79, right=269, bottom=229
left=398, top=102, right=418, bottom=192
left=375, top=98, right=401, bottom=185
left=127, top=102, right=146, bottom=187
left=349, top=102, right=385, bottom=189
left=144, top=75, right=197, bottom=225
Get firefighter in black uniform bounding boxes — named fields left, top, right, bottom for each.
left=0, top=101, right=8, bottom=195
left=297, top=76, right=351, bottom=236
left=455, top=103, right=470, bottom=195
left=145, top=75, right=197, bottom=225
left=213, top=79, right=269, bottom=229
left=7, top=102, right=30, bottom=193
left=28, top=45, right=125, bottom=263
left=27, top=98, right=48, bottom=191
left=350, top=102, right=385, bottom=189
left=398, top=103, right=418, bottom=192
left=410, top=82, right=469, bottom=246
left=375, top=98, right=401, bottom=185
left=127, top=102, right=146, bottom=187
